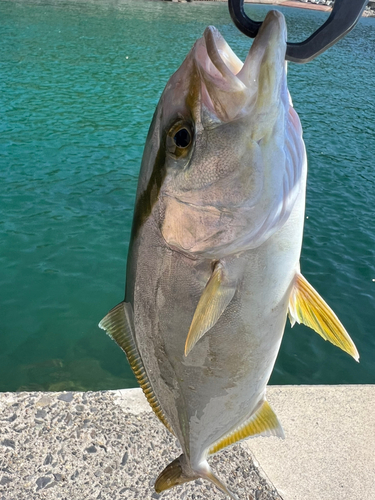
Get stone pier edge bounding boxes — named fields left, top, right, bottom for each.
left=1, top=385, right=374, bottom=499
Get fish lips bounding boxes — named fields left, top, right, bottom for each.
left=193, top=10, right=288, bottom=126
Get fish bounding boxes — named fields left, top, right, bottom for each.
left=99, top=10, right=359, bottom=500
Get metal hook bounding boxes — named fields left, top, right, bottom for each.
left=228, top=0, right=369, bottom=63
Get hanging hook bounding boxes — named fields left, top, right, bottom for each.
left=228, top=0, right=369, bottom=63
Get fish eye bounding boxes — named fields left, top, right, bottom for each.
left=166, top=121, right=194, bottom=160
left=173, top=128, right=191, bottom=149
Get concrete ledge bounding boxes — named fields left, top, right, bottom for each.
left=243, top=385, right=375, bottom=500
left=0, top=386, right=373, bottom=499
left=0, top=389, right=280, bottom=500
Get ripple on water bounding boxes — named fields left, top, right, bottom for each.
left=0, top=0, right=374, bottom=390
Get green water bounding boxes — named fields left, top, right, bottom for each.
left=0, top=0, right=374, bottom=392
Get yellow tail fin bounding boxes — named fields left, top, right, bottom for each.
left=155, top=454, right=238, bottom=500
left=155, top=455, right=197, bottom=493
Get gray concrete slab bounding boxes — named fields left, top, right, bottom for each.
left=0, top=389, right=280, bottom=500
left=242, top=385, right=375, bottom=500
left=1, top=386, right=373, bottom=500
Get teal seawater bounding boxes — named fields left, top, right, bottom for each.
left=0, top=0, right=374, bottom=391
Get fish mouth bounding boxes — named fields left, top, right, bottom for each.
left=193, top=10, right=287, bottom=123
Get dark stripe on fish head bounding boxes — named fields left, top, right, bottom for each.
left=131, top=126, right=167, bottom=241
left=130, top=59, right=201, bottom=243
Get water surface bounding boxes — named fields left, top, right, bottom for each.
left=0, top=0, right=374, bottom=391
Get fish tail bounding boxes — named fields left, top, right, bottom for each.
left=196, top=459, right=239, bottom=500
left=154, top=454, right=198, bottom=492
left=155, top=454, right=238, bottom=500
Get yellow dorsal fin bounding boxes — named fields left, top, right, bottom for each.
left=288, top=273, right=359, bottom=361
left=99, top=302, right=174, bottom=434
left=208, top=399, right=284, bottom=456
left=184, top=262, right=236, bottom=356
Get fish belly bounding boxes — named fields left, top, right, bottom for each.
left=129, top=183, right=305, bottom=466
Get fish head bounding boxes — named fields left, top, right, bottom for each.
left=136, top=10, right=305, bottom=258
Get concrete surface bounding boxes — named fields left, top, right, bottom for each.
left=0, top=386, right=374, bottom=500
left=243, top=385, right=375, bottom=500
left=0, top=389, right=280, bottom=500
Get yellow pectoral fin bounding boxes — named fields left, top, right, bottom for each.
left=208, top=399, right=284, bottom=456
left=184, top=262, right=236, bottom=357
left=288, top=273, right=359, bottom=361
left=99, top=302, right=174, bottom=434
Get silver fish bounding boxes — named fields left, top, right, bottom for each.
left=100, top=10, right=358, bottom=499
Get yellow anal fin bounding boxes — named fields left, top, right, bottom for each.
left=208, top=399, right=284, bottom=456
left=184, top=261, right=236, bottom=357
left=99, top=302, right=174, bottom=434
left=288, top=273, right=359, bottom=361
